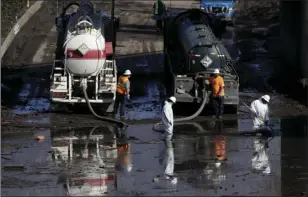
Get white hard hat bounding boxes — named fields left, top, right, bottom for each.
left=124, top=70, right=132, bottom=75
left=213, top=69, right=220, bottom=74
left=261, top=95, right=270, bottom=102
left=169, top=96, right=176, bottom=103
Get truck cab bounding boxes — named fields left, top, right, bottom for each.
left=200, top=0, right=237, bottom=25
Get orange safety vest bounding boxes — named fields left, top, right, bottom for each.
left=116, top=76, right=129, bottom=94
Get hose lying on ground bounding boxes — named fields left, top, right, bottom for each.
left=82, top=85, right=128, bottom=129
left=152, top=90, right=209, bottom=132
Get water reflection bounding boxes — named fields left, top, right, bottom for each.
left=51, top=125, right=119, bottom=196
left=153, top=143, right=178, bottom=186
left=169, top=121, right=281, bottom=195
left=251, top=136, right=271, bottom=174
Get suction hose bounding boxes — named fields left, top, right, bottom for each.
left=82, top=85, right=128, bottom=129
left=152, top=90, right=209, bottom=132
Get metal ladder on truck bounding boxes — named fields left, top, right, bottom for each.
left=50, top=60, right=66, bottom=84
left=99, top=60, right=117, bottom=113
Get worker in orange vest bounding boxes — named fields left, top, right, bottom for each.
left=208, top=69, right=225, bottom=119
left=113, top=70, right=132, bottom=117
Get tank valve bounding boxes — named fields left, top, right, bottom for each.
left=80, top=78, right=87, bottom=89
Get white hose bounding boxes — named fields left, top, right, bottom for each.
left=152, top=90, right=209, bottom=132
left=82, top=85, right=127, bottom=128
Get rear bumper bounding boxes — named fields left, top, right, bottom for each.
left=51, top=98, right=114, bottom=104
left=224, top=95, right=239, bottom=105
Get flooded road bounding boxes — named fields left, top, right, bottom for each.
left=2, top=117, right=308, bottom=196
left=2, top=3, right=308, bottom=196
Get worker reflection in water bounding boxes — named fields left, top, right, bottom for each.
left=162, top=96, right=176, bottom=146
left=214, top=122, right=227, bottom=164
left=113, top=70, right=132, bottom=118
left=203, top=122, right=226, bottom=184
left=115, top=143, right=132, bottom=173
left=153, top=142, right=177, bottom=185
left=208, top=69, right=225, bottom=119
left=250, top=95, right=270, bottom=130
left=153, top=0, right=166, bottom=32
left=251, top=136, right=271, bottom=174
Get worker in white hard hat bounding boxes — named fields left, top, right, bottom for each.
left=113, top=70, right=132, bottom=118
left=250, top=95, right=270, bottom=130
left=208, top=69, right=225, bottom=119
left=162, top=96, right=176, bottom=146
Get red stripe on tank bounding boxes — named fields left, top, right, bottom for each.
left=105, top=42, right=113, bottom=55
left=66, top=49, right=106, bottom=59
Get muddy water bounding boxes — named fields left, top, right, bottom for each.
left=2, top=117, right=307, bottom=196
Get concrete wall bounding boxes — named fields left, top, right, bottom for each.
left=279, top=0, right=308, bottom=105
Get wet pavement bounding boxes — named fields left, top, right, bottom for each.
left=2, top=117, right=308, bottom=196
left=2, top=1, right=308, bottom=196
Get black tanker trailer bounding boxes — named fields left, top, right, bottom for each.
left=163, top=9, right=239, bottom=114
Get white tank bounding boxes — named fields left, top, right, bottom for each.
left=64, top=28, right=106, bottom=76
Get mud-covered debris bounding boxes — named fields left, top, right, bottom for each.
left=1, top=156, right=12, bottom=160
left=3, top=165, right=25, bottom=171
left=35, top=135, right=45, bottom=141
left=128, top=136, right=139, bottom=140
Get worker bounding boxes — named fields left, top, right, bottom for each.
left=250, top=95, right=270, bottom=130
left=113, top=70, right=132, bottom=117
left=208, top=69, right=225, bottom=119
left=162, top=96, right=176, bottom=146
left=153, top=0, right=166, bottom=32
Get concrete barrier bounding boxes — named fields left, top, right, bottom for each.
left=1, top=1, right=44, bottom=59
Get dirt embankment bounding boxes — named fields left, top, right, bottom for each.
left=235, top=0, right=279, bottom=25
left=1, top=1, right=58, bottom=67
left=1, top=0, right=35, bottom=42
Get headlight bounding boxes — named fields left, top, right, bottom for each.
left=201, top=7, right=205, bottom=9
left=229, top=7, right=233, bottom=11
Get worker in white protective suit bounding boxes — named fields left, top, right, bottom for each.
left=153, top=143, right=178, bottom=185
left=162, top=96, right=176, bottom=146
left=251, top=136, right=271, bottom=174
left=250, top=95, right=270, bottom=130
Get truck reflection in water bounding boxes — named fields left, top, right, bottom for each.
left=51, top=125, right=130, bottom=196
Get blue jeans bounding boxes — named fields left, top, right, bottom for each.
left=113, top=93, right=127, bottom=116
left=212, top=96, right=224, bottom=118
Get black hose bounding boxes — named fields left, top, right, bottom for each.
left=152, top=90, right=209, bottom=132
left=82, top=85, right=128, bottom=128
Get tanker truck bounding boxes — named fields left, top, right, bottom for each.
left=163, top=9, right=239, bottom=114
left=50, top=0, right=119, bottom=113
